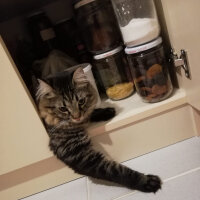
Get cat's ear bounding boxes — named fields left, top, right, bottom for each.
left=36, top=79, right=56, bottom=100
left=73, top=67, right=88, bottom=85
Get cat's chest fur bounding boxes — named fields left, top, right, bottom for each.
left=39, top=101, right=60, bottom=126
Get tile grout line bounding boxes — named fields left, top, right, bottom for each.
left=111, top=191, right=137, bottom=200
left=121, top=137, right=198, bottom=167
left=86, top=177, right=91, bottom=200
left=111, top=166, right=200, bottom=200
left=163, top=166, right=200, bottom=183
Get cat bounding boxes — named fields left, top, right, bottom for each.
left=36, top=67, right=162, bottom=193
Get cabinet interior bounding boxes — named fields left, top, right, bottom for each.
left=0, top=0, right=181, bottom=124
left=0, top=0, right=74, bottom=95
left=0, top=0, right=179, bottom=90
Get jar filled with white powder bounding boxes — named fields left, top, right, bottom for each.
left=111, top=0, right=160, bottom=47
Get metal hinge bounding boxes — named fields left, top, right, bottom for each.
left=170, top=49, right=191, bottom=79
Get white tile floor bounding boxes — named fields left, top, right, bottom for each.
left=22, top=137, right=200, bottom=200
left=22, top=178, right=88, bottom=200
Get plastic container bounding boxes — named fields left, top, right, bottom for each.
left=73, top=0, right=122, bottom=54
left=93, top=46, right=134, bottom=100
left=125, top=37, right=173, bottom=103
left=111, top=0, right=160, bottom=47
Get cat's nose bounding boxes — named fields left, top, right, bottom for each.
left=72, top=112, right=81, bottom=120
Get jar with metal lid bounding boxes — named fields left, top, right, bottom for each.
left=111, top=0, right=160, bottom=47
left=125, top=37, right=173, bottom=103
left=93, top=46, right=134, bottom=100
left=73, top=0, right=122, bottom=54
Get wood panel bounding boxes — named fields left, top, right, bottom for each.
left=156, top=0, right=200, bottom=110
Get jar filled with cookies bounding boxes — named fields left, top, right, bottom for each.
left=125, top=37, right=173, bottom=103
left=93, top=46, right=134, bottom=100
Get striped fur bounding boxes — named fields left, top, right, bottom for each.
left=37, top=67, right=162, bottom=193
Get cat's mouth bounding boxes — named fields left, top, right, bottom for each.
left=71, top=116, right=84, bottom=123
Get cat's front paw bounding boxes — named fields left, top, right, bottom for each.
left=138, top=175, right=162, bottom=193
left=90, top=107, right=116, bottom=122
left=103, top=107, right=116, bottom=120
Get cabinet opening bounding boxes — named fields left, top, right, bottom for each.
left=0, top=0, right=76, bottom=98
left=0, top=0, right=179, bottom=119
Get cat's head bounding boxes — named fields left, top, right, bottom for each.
left=36, top=67, right=98, bottom=127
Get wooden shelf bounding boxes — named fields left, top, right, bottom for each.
left=88, top=89, right=187, bottom=136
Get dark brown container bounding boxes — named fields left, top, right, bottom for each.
left=54, top=18, right=91, bottom=63
left=73, top=0, right=122, bottom=54
left=27, top=11, right=58, bottom=58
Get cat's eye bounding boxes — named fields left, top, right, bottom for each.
left=78, top=98, right=85, bottom=105
left=59, top=107, right=68, bottom=112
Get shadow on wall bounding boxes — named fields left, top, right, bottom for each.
left=0, top=157, right=66, bottom=191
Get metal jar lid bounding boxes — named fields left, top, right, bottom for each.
left=93, top=46, right=123, bottom=60
left=125, top=37, right=162, bottom=55
left=74, top=0, right=96, bottom=9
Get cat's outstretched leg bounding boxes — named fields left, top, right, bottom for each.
left=50, top=130, right=162, bottom=193
left=72, top=152, right=162, bottom=193
left=90, top=107, right=116, bottom=122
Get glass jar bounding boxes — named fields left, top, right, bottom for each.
left=73, top=0, right=122, bottom=54
left=111, top=0, right=160, bottom=47
left=93, top=46, right=134, bottom=100
left=125, top=37, right=173, bottom=103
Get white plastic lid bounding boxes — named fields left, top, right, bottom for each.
left=93, top=46, right=123, bottom=60
left=125, top=37, right=162, bottom=55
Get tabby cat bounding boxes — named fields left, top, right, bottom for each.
left=36, top=67, right=162, bottom=193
